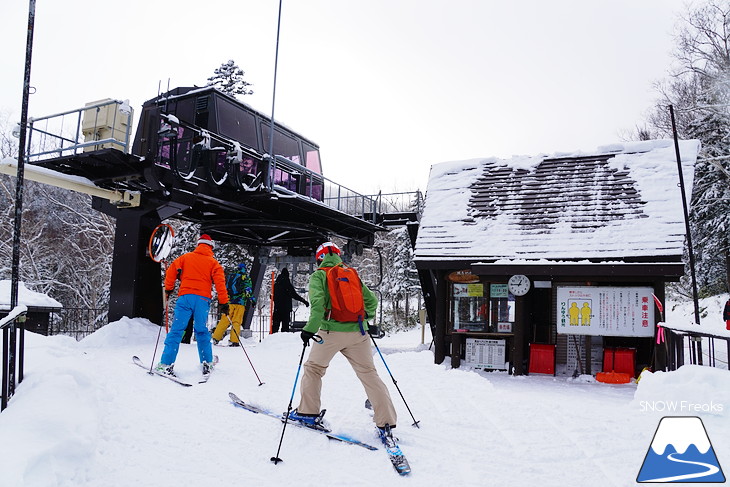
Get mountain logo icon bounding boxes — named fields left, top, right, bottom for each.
left=637, top=416, right=725, bottom=483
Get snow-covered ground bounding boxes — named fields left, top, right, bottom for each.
left=0, top=296, right=728, bottom=487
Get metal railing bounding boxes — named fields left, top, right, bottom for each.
left=25, top=99, right=134, bottom=161
left=371, top=190, right=424, bottom=218
left=49, top=308, right=107, bottom=341
left=23, top=100, right=421, bottom=226
left=664, top=328, right=729, bottom=371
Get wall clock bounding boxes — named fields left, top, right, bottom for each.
left=508, top=274, right=530, bottom=296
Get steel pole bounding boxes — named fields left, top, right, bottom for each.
left=669, top=105, right=701, bottom=328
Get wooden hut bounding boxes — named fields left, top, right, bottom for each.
left=413, top=139, right=700, bottom=376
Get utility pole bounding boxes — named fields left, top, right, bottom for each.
left=3, top=0, right=36, bottom=412
left=669, top=106, right=702, bottom=339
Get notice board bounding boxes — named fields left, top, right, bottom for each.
left=556, top=286, right=654, bottom=337
left=465, top=338, right=507, bottom=370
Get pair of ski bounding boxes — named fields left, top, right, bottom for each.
left=228, top=392, right=411, bottom=476
left=132, top=355, right=218, bottom=386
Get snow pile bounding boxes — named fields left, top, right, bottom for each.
left=633, top=365, right=729, bottom=417
left=0, top=280, right=63, bottom=310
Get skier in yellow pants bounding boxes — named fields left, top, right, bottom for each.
left=212, top=263, right=256, bottom=346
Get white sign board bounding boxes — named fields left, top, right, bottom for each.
left=556, top=286, right=654, bottom=337
left=465, top=338, right=507, bottom=370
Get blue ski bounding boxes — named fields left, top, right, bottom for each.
left=228, top=392, right=378, bottom=451
left=377, top=425, right=411, bottom=476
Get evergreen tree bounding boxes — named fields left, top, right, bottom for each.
left=685, top=97, right=730, bottom=295
left=206, top=60, right=254, bottom=97
left=643, top=0, right=730, bottom=295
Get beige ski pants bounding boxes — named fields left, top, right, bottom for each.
left=298, top=330, right=397, bottom=428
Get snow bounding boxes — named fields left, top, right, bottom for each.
left=0, top=158, right=101, bottom=191
left=1, top=295, right=728, bottom=487
left=663, top=292, right=730, bottom=339
left=0, top=304, right=27, bottom=328
left=415, top=139, right=701, bottom=261
left=0, top=280, right=62, bottom=310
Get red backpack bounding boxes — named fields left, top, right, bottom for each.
left=321, top=264, right=365, bottom=324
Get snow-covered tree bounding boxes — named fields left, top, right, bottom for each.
left=0, top=113, right=114, bottom=319
left=642, top=0, right=730, bottom=295
left=0, top=111, right=19, bottom=159
left=206, top=60, right=254, bottom=97
left=0, top=176, right=114, bottom=313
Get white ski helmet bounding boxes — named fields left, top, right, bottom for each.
left=315, top=241, right=341, bottom=262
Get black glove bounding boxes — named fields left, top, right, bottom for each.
left=368, top=325, right=382, bottom=338
left=305, top=300, right=310, bottom=307
left=300, top=330, right=315, bottom=346
left=219, top=303, right=229, bottom=316
left=164, top=290, right=172, bottom=300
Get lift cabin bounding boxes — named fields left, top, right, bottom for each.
left=20, top=88, right=385, bottom=325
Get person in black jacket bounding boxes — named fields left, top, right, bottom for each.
left=272, top=268, right=308, bottom=333
left=724, top=298, right=730, bottom=330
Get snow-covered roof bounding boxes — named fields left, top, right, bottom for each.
left=0, top=280, right=63, bottom=310
left=414, top=139, right=701, bottom=264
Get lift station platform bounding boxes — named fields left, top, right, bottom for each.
left=15, top=88, right=407, bottom=324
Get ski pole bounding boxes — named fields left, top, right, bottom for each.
left=271, top=334, right=322, bottom=464
left=370, top=334, right=421, bottom=428
left=147, top=320, right=165, bottom=374
left=228, top=315, right=264, bottom=386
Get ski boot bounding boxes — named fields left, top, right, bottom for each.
left=287, top=409, right=329, bottom=431
left=155, top=363, right=175, bottom=376
left=202, top=360, right=215, bottom=375
left=377, top=424, right=399, bottom=447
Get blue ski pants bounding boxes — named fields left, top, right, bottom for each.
left=161, top=293, right=213, bottom=365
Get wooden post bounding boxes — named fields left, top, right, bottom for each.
left=419, top=309, right=426, bottom=345
left=513, top=295, right=525, bottom=375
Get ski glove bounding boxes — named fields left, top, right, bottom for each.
left=219, top=303, right=229, bottom=316
left=164, top=290, right=173, bottom=301
left=300, top=330, right=316, bottom=346
left=305, top=300, right=310, bottom=307
left=368, top=325, right=383, bottom=338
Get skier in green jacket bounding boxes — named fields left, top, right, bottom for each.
left=288, top=241, right=397, bottom=435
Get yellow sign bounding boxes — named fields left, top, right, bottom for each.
left=467, top=283, right=484, bottom=297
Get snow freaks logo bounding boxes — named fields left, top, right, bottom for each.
left=637, top=416, right=726, bottom=483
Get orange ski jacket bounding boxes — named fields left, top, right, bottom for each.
left=164, top=244, right=229, bottom=304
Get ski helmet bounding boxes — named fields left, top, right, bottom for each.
left=315, top=241, right=341, bottom=262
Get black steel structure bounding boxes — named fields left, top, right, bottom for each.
left=26, top=87, right=386, bottom=325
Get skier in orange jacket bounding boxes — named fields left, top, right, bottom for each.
left=157, top=234, right=229, bottom=376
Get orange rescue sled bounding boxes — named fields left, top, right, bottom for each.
left=595, top=371, right=631, bottom=384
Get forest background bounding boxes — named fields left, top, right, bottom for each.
left=2, top=1, right=730, bottom=334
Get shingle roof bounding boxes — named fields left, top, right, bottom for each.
left=414, top=139, right=700, bottom=263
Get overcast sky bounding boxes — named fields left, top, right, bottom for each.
left=1, top=0, right=688, bottom=194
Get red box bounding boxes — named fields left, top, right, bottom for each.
left=603, top=348, right=614, bottom=372
left=529, top=343, right=555, bottom=375
left=603, top=347, right=636, bottom=378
